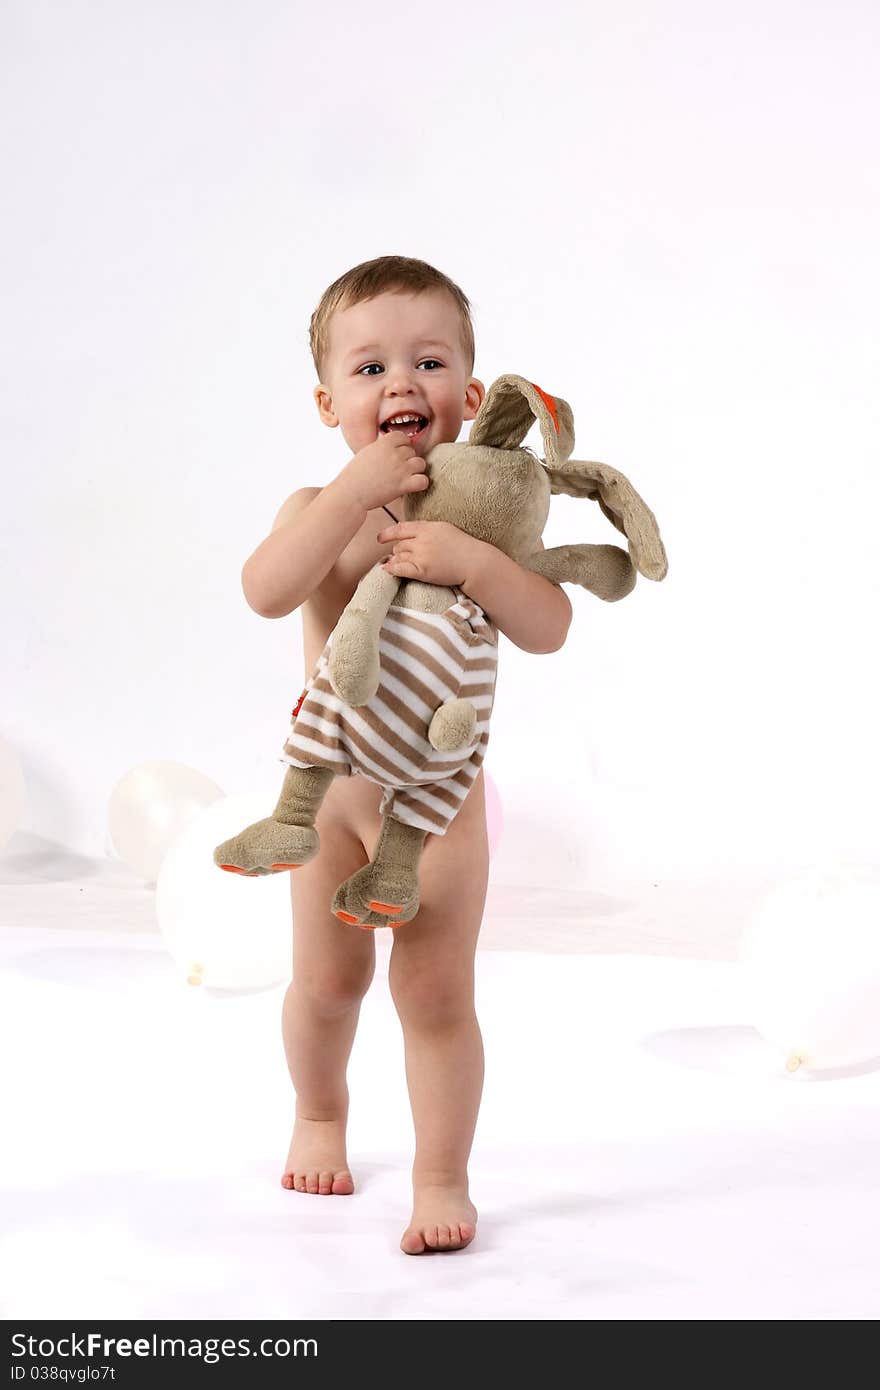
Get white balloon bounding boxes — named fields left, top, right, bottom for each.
left=0, top=736, right=27, bottom=852
left=155, top=793, right=294, bottom=990
left=740, top=863, right=880, bottom=1071
left=108, top=761, right=225, bottom=884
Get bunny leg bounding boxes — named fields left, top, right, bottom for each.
left=214, top=764, right=336, bottom=876
left=332, top=813, right=427, bottom=929
left=327, top=566, right=399, bottom=706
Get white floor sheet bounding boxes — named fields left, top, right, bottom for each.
left=1, top=855, right=878, bottom=1321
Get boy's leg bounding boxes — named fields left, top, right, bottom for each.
left=386, top=772, right=490, bottom=1252
left=282, top=789, right=376, bottom=1195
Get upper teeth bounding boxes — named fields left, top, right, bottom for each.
left=385, top=413, right=422, bottom=425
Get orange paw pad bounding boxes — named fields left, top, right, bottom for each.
left=220, top=863, right=302, bottom=876
left=368, top=900, right=404, bottom=914
left=335, top=910, right=362, bottom=924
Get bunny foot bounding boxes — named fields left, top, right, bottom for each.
left=332, top=863, right=420, bottom=929
left=214, top=818, right=320, bottom=877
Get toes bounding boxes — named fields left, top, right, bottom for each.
left=400, top=1216, right=476, bottom=1253
left=285, top=1168, right=354, bottom=1195
left=400, top=1229, right=426, bottom=1255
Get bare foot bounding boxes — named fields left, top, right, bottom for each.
left=280, top=1116, right=354, bottom=1195
left=400, top=1181, right=477, bottom=1254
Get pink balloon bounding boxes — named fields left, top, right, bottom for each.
left=483, top=767, right=504, bottom=858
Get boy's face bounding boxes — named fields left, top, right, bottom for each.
left=314, top=290, right=485, bottom=459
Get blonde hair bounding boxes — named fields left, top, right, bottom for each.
left=309, top=255, right=475, bottom=381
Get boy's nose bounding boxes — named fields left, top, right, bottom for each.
left=384, top=368, right=419, bottom=393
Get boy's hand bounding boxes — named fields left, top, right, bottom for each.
left=376, top=521, right=485, bottom=588
left=338, top=433, right=430, bottom=513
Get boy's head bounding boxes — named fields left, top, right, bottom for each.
left=310, top=255, right=485, bottom=459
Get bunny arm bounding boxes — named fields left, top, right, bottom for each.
left=546, top=458, right=669, bottom=583
left=521, top=544, right=637, bottom=602
left=328, top=564, right=401, bottom=706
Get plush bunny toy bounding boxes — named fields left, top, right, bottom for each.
left=214, top=374, right=667, bottom=928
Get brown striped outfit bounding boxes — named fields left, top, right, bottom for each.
left=280, top=589, right=498, bottom=835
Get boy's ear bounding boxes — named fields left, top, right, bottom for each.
left=463, top=377, right=486, bottom=421
left=313, top=384, right=339, bottom=428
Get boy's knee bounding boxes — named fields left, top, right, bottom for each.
left=389, top=971, right=474, bottom=1029
left=299, top=964, right=374, bottom=1016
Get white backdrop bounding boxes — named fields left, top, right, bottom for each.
left=3, top=0, right=878, bottom=890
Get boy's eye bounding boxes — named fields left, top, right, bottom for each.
left=357, top=359, right=444, bottom=376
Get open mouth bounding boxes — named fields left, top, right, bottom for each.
left=379, top=414, right=429, bottom=440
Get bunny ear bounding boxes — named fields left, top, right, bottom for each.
left=469, top=374, right=575, bottom=467
left=547, top=458, right=669, bottom=582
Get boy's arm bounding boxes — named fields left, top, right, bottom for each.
left=241, top=479, right=367, bottom=619
left=463, top=540, right=573, bottom=654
